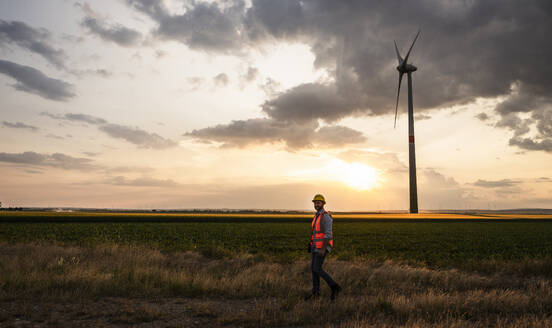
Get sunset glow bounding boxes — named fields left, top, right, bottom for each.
left=0, top=1, right=550, bottom=210
left=337, top=162, right=380, bottom=191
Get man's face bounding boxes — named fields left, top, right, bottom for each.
left=313, top=200, right=324, bottom=211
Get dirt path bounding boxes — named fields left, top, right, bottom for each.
left=0, top=297, right=259, bottom=328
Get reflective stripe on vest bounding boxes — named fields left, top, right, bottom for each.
left=310, top=211, right=334, bottom=249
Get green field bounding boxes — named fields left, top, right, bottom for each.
left=2, top=211, right=552, bottom=327
left=2, top=211, right=552, bottom=268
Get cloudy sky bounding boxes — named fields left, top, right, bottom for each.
left=0, top=0, right=551, bottom=210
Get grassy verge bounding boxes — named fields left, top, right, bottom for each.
left=1, top=242, right=552, bottom=327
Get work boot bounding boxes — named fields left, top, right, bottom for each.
left=330, top=284, right=341, bottom=301
left=304, top=291, right=320, bottom=301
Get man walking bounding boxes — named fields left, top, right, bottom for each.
left=306, top=194, right=341, bottom=301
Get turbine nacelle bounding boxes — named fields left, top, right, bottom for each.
left=393, top=29, right=421, bottom=128
left=396, top=63, right=417, bottom=73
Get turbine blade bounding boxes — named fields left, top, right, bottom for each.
left=403, top=29, right=421, bottom=64
left=394, top=40, right=403, bottom=65
left=394, top=72, right=404, bottom=129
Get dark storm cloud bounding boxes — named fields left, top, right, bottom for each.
left=495, top=113, right=533, bottom=138
left=244, top=0, right=305, bottom=42
left=473, top=179, right=520, bottom=188
left=261, top=83, right=362, bottom=123
left=126, top=0, right=245, bottom=52
left=0, top=20, right=66, bottom=69
left=184, top=118, right=365, bottom=149
left=99, top=124, right=177, bottom=149
left=81, top=16, right=142, bottom=47
left=509, top=136, right=552, bottom=153
left=0, top=151, right=96, bottom=170
left=0, top=60, right=75, bottom=101
left=185, top=118, right=315, bottom=148
left=126, top=0, right=552, bottom=152
left=518, top=107, right=552, bottom=152
left=497, top=106, right=552, bottom=152
left=2, top=121, right=39, bottom=131
left=41, top=111, right=177, bottom=149
left=250, top=0, right=552, bottom=122
left=494, top=85, right=550, bottom=115
left=256, top=0, right=552, bottom=151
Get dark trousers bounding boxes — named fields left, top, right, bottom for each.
left=311, top=252, right=337, bottom=293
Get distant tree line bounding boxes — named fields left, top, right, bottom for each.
left=0, top=207, right=25, bottom=211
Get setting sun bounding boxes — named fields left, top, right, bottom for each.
left=335, top=162, right=380, bottom=191
left=291, top=159, right=381, bottom=191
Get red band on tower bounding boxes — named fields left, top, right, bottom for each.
left=409, top=136, right=414, bottom=143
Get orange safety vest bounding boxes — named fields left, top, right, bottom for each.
left=310, top=211, right=334, bottom=249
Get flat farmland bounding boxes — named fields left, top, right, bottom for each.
left=2, top=211, right=552, bottom=327
left=2, top=211, right=552, bottom=267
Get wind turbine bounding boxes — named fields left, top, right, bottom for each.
left=394, top=30, right=420, bottom=214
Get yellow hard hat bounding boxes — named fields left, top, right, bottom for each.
left=312, top=194, right=326, bottom=203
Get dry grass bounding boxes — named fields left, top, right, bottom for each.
left=1, top=242, right=551, bottom=327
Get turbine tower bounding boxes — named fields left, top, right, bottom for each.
left=394, top=30, right=420, bottom=214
